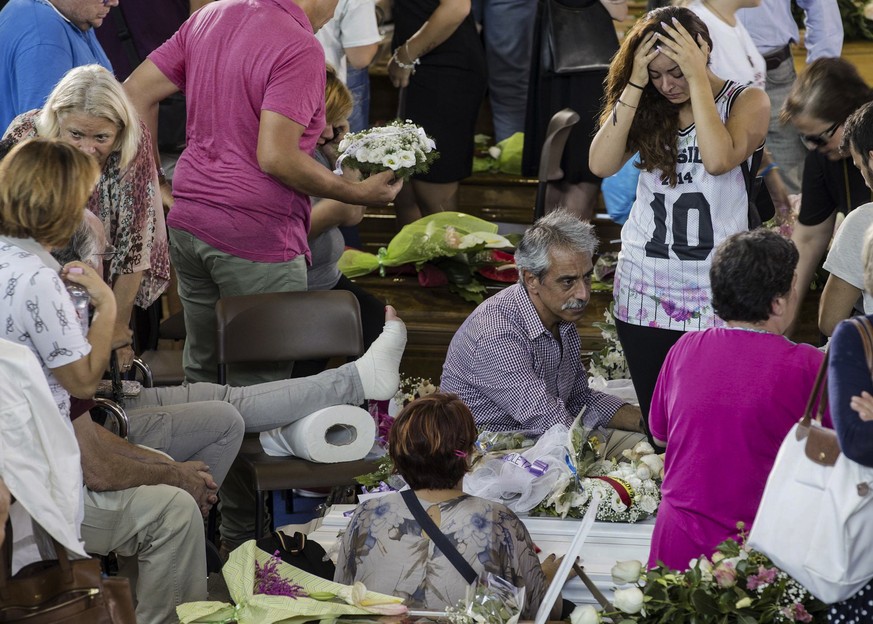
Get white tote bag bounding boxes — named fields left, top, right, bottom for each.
left=749, top=318, right=873, bottom=604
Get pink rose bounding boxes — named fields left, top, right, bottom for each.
left=713, top=561, right=737, bottom=588
left=746, top=565, right=777, bottom=590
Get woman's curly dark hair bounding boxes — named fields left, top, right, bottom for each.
left=710, top=229, right=798, bottom=323
left=599, top=6, right=712, bottom=187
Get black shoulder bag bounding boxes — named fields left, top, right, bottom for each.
left=400, top=490, right=478, bottom=585
left=541, top=0, right=619, bottom=74
left=740, top=146, right=776, bottom=229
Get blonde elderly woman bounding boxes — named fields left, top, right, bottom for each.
left=1, top=64, right=169, bottom=371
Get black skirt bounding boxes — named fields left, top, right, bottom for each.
left=393, top=0, right=486, bottom=183
left=522, top=0, right=611, bottom=185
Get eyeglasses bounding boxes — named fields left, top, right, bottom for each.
left=799, top=121, right=841, bottom=149
left=94, top=244, right=117, bottom=259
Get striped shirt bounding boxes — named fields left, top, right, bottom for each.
left=441, top=284, right=625, bottom=432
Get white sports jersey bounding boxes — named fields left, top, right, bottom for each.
left=614, top=81, right=752, bottom=332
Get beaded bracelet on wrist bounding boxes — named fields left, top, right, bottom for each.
left=392, top=44, right=420, bottom=71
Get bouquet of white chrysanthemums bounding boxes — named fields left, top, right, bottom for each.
left=334, top=120, right=439, bottom=180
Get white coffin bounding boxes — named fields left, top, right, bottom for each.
left=302, top=505, right=654, bottom=606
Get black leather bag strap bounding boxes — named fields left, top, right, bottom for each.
left=110, top=5, right=143, bottom=71
left=400, top=489, right=478, bottom=585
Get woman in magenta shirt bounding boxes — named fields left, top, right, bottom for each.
left=647, top=230, right=829, bottom=570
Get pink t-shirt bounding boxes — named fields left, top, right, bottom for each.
left=150, top=0, right=325, bottom=263
left=647, top=328, right=830, bottom=570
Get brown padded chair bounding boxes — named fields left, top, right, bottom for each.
left=534, top=107, right=581, bottom=220
left=216, top=290, right=378, bottom=539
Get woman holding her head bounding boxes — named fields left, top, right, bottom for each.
left=335, top=392, right=556, bottom=619
left=1, top=64, right=169, bottom=372
left=589, top=6, right=769, bottom=422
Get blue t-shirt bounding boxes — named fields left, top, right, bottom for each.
left=0, top=0, right=112, bottom=132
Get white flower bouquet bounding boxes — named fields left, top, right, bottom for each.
left=334, top=119, right=439, bottom=179
left=587, top=303, right=630, bottom=381
left=531, top=436, right=664, bottom=523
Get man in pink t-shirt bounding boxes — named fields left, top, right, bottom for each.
left=124, top=0, right=400, bottom=385
left=647, top=229, right=829, bottom=571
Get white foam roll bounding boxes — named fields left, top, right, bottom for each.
left=259, top=405, right=376, bottom=462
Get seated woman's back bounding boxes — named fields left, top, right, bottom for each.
left=335, top=393, right=550, bottom=618
left=335, top=491, right=545, bottom=617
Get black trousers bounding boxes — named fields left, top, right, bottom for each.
left=614, top=318, right=684, bottom=444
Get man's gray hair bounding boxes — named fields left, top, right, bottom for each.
left=51, top=218, right=100, bottom=266
left=515, top=209, right=598, bottom=280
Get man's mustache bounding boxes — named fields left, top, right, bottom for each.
left=562, top=299, right=588, bottom=311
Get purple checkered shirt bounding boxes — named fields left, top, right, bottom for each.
left=441, top=284, right=625, bottom=432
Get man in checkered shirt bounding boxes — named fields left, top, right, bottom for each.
left=441, top=210, right=644, bottom=443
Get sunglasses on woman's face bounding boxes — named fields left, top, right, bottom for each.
left=799, top=121, right=841, bottom=149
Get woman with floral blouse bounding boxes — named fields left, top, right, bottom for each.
left=335, top=393, right=557, bottom=618
left=2, top=64, right=169, bottom=372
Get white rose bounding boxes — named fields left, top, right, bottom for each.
left=338, top=137, right=351, bottom=152
left=638, top=494, right=658, bottom=514
left=569, top=604, right=601, bottom=624
left=633, top=441, right=655, bottom=456
left=609, top=491, right=628, bottom=513
left=613, top=587, right=644, bottom=614
left=366, top=148, right=385, bottom=164
left=355, top=146, right=370, bottom=162
left=615, top=464, right=635, bottom=479
left=397, top=150, right=416, bottom=168
left=383, top=155, right=402, bottom=171
left=640, top=454, right=664, bottom=476
left=698, top=557, right=714, bottom=582
left=488, top=146, right=502, bottom=159
left=635, top=465, right=652, bottom=480
left=573, top=488, right=590, bottom=507
left=611, top=560, right=642, bottom=584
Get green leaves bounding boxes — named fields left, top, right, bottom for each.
left=596, top=537, right=827, bottom=624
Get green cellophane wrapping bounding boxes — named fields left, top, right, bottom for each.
left=338, top=212, right=508, bottom=278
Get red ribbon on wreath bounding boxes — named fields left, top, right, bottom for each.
left=590, top=475, right=634, bottom=509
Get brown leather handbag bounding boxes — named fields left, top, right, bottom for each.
left=0, top=520, right=136, bottom=623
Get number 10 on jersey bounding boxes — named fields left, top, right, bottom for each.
left=644, top=192, right=714, bottom=261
